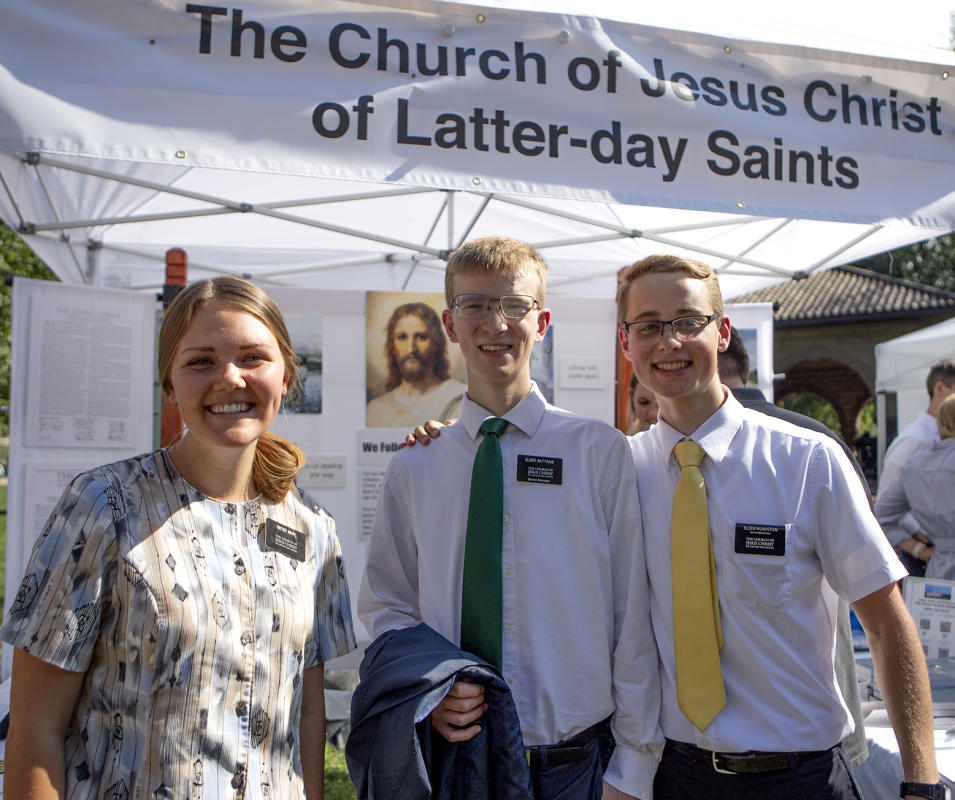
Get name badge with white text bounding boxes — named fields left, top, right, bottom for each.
left=265, top=518, right=306, bottom=562
left=734, top=523, right=786, bottom=557
left=516, top=455, right=563, bottom=485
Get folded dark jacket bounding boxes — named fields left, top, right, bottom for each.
left=346, top=623, right=533, bottom=800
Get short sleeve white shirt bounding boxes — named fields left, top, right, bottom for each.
left=631, top=392, right=906, bottom=752
left=879, top=411, right=940, bottom=544
left=876, top=437, right=955, bottom=579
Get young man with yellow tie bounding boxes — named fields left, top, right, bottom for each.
left=616, top=254, right=941, bottom=800
left=359, top=237, right=662, bottom=799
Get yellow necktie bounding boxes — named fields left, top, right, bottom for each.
left=671, top=440, right=725, bottom=731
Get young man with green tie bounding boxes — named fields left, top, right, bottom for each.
left=359, top=236, right=662, bottom=799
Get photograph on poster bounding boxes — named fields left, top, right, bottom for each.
left=530, top=326, right=555, bottom=403
left=903, top=577, right=955, bottom=659
left=366, top=292, right=466, bottom=427
left=284, top=312, right=323, bottom=414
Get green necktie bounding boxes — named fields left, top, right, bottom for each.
left=461, top=417, right=509, bottom=669
left=671, top=439, right=726, bottom=731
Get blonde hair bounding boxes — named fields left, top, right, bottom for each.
left=938, top=394, right=955, bottom=440
left=616, top=254, right=723, bottom=323
left=445, top=236, right=548, bottom=306
left=159, top=277, right=305, bottom=502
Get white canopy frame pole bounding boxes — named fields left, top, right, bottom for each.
left=401, top=190, right=456, bottom=290
left=485, top=192, right=799, bottom=278
left=19, top=153, right=449, bottom=259
left=714, top=219, right=795, bottom=273
left=804, top=225, right=885, bottom=273
left=3, top=152, right=923, bottom=293
left=28, top=159, right=87, bottom=282
left=97, top=243, right=296, bottom=289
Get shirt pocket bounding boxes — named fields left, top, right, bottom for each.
left=723, top=522, right=793, bottom=609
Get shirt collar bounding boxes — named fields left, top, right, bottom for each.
left=652, top=387, right=743, bottom=467
left=460, top=382, right=546, bottom=440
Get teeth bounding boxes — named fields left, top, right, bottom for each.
left=210, top=403, right=252, bottom=414
left=655, top=361, right=689, bottom=371
left=481, top=345, right=510, bottom=351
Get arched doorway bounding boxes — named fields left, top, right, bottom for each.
left=775, top=360, right=871, bottom=445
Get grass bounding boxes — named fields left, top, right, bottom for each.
left=325, top=742, right=357, bottom=800
left=0, top=480, right=354, bottom=795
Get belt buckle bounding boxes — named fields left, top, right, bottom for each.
left=711, top=751, right=737, bottom=775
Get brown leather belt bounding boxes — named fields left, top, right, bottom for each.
left=665, top=739, right=830, bottom=775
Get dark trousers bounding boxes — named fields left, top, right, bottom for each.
left=653, top=740, right=863, bottom=800
left=528, top=717, right=614, bottom=800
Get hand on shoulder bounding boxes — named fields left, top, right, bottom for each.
left=401, top=419, right=454, bottom=448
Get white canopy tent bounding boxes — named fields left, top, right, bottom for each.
left=1, top=0, right=953, bottom=296
left=875, top=316, right=955, bottom=471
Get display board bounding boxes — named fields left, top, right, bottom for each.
left=3, top=279, right=157, bottom=674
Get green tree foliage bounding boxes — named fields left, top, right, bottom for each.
left=778, top=392, right=841, bottom=436
left=0, top=221, right=58, bottom=428
left=856, top=399, right=877, bottom=437
left=855, top=234, right=955, bottom=292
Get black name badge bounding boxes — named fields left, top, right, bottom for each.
left=735, top=523, right=786, bottom=557
left=265, top=518, right=306, bottom=562
left=516, top=455, right=563, bottom=485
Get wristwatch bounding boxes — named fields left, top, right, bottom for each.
left=900, top=782, right=950, bottom=800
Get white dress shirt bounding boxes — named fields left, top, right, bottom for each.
left=359, top=384, right=662, bottom=797
left=875, top=437, right=955, bottom=580
left=880, top=411, right=940, bottom=545
left=631, top=392, right=906, bottom=753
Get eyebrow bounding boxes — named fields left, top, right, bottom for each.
left=179, top=342, right=274, bottom=353
left=630, top=308, right=705, bottom=319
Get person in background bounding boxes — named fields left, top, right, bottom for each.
left=627, top=373, right=659, bottom=434
left=359, top=236, right=661, bottom=800
left=717, top=324, right=870, bottom=770
left=879, top=359, right=955, bottom=567
left=1, top=276, right=356, bottom=800
left=875, top=393, right=955, bottom=579
left=617, top=254, right=937, bottom=800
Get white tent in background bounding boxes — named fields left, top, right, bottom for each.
left=0, top=0, right=953, bottom=296
left=875, top=317, right=955, bottom=471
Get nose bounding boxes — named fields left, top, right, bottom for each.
left=656, top=324, right=682, bottom=350
left=216, top=361, right=246, bottom=389
left=481, top=304, right=509, bottom=332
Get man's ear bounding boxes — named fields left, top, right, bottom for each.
left=618, top=325, right=634, bottom=363
left=534, top=308, right=551, bottom=342
left=442, top=308, right=459, bottom=343
left=716, top=316, right=731, bottom=352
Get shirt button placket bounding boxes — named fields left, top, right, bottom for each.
left=232, top=504, right=255, bottom=796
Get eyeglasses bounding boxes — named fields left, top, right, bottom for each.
left=621, top=314, right=720, bottom=341
left=451, top=294, right=541, bottom=319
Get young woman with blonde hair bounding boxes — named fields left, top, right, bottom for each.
left=2, top=276, right=355, bottom=799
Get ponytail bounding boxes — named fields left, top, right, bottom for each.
left=254, top=431, right=306, bottom=502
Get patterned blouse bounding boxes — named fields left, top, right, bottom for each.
left=0, top=449, right=356, bottom=799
